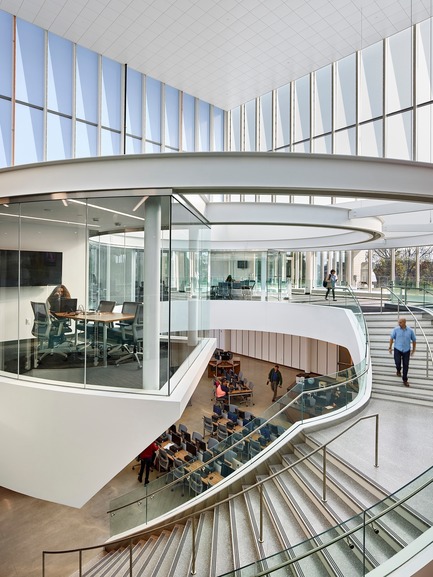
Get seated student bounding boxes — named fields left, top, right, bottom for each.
left=215, top=379, right=230, bottom=401
left=47, top=284, right=71, bottom=310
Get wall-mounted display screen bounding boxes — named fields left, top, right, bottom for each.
left=0, top=250, right=63, bottom=287
left=237, top=260, right=248, bottom=269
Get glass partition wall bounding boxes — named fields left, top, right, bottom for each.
left=1, top=194, right=210, bottom=394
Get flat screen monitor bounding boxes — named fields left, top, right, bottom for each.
left=202, top=450, right=212, bottom=462
left=60, top=298, right=77, bottom=313
left=186, top=441, right=197, bottom=457
left=238, top=410, right=245, bottom=420
left=223, top=403, right=230, bottom=414
left=221, top=463, right=233, bottom=478
left=169, top=424, right=177, bottom=433
left=0, top=250, right=63, bottom=287
left=171, top=432, right=182, bottom=447
left=183, top=431, right=191, bottom=443
left=198, top=439, right=207, bottom=453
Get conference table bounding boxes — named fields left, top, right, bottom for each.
left=57, top=311, right=135, bottom=367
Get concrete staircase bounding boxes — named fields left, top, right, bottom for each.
left=72, top=433, right=431, bottom=577
left=364, top=310, right=433, bottom=406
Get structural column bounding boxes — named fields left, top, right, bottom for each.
left=142, top=196, right=161, bottom=390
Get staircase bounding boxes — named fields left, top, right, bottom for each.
left=71, top=433, right=431, bottom=577
left=363, top=309, right=433, bottom=406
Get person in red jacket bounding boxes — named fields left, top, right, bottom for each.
left=137, top=441, right=158, bottom=485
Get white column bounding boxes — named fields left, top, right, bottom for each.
left=188, top=230, right=199, bottom=347
left=345, top=251, right=352, bottom=288
left=416, top=247, right=420, bottom=288
left=261, top=252, right=267, bottom=301
left=367, top=250, right=373, bottom=292
left=391, top=249, right=396, bottom=286
left=305, top=252, right=313, bottom=293
left=142, top=197, right=161, bottom=390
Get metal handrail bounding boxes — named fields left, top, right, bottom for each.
left=42, top=411, right=376, bottom=576
left=107, top=369, right=364, bottom=516
left=244, top=471, right=433, bottom=577
left=380, top=286, right=433, bottom=377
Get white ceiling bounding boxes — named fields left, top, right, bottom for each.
left=1, top=0, right=431, bottom=110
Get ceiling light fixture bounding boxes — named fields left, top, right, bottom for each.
left=69, top=199, right=145, bottom=222
left=133, top=196, right=148, bottom=211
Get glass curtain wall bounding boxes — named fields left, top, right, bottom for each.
left=0, top=195, right=210, bottom=395
left=0, top=10, right=225, bottom=168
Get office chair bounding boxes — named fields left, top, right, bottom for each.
left=249, top=439, right=261, bottom=458
left=107, top=301, right=139, bottom=351
left=207, top=437, right=219, bottom=453
left=114, top=303, right=143, bottom=367
left=217, top=423, right=228, bottom=442
left=178, top=423, right=188, bottom=435
left=157, top=448, right=170, bottom=479
left=171, top=458, right=187, bottom=496
left=192, top=431, right=203, bottom=445
left=31, top=301, right=73, bottom=366
left=188, top=471, right=204, bottom=497
left=203, top=416, right=214, bottom=438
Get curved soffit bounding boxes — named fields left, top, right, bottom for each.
left=1, top=153, right=433, bottom=250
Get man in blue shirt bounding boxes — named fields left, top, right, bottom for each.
left=389, top=318, right=416, bottom=387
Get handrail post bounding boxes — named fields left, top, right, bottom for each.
left=191, top=516, right=197, bottom=575
left=375, top=414, right=379, bottom=468
left=322, top=445, right=327, bottom=502
left=129, top=540, right=133, bottom=576
left=79, top=549, right=82, bottom=577
left=259, top=483, right=264, bottom=543
left=42, top=552, right=45, bottom=577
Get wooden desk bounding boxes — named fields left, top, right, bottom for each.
left=202, top=471, right=223, bottom=487
left=184, top=460, right=203, bottom=473
left=207, top=357, right=241, bottom=377
left=57, top=311, right=135, bottom=367
left=228, top=388, right=253, bottom=406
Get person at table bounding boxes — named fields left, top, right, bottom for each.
left=137, top=441, right=158, bottom=485
left=226, top=275, right=234, bottom=283
left=215, top=379, right=230, bottom=401
left=47, top=284, right=71, bottom=310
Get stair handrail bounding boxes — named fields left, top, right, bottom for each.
left=234, top=470, right=433, bottom=577
left=42, top=410, right=376, bottom=575
left=380, top=286, right=433, bottom=377
left=106, top=366, right=365, bottom=516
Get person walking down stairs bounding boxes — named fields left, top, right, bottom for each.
left=389, top=317, right=416, bottom=387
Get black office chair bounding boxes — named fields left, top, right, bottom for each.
left=114, top=303, right=143, bottom=367
left=106, top=301, right=139, bottom=357
left=31, top=301, right=72, bottom=366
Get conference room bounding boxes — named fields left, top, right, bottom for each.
left=0, top=193, right=211, bottom=394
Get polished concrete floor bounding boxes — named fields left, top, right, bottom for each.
left=1, top=356, right=432, bottom=577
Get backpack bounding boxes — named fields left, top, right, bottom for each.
left=322, top=278, right=328, bottom=288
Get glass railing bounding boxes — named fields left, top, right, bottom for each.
left=388, top=285, right=433, bottom=308
left=108, top=360, right=367, bottom=536
left=44, top=417, right=432, bottom=577
left=218, top=465, right=433, bottom=577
